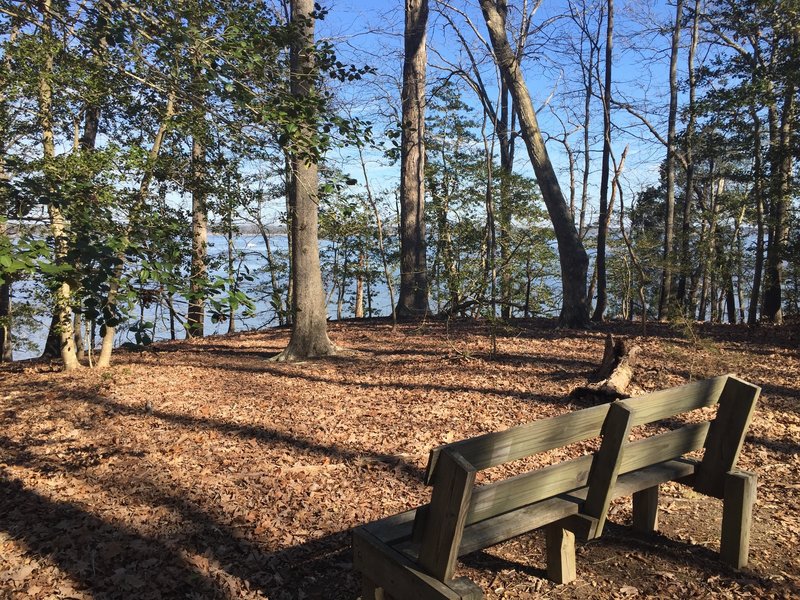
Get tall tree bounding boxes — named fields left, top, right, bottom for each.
left=591, top=0, right=614, bottom=322
left=272, top=0, right=335, bottom=360
left=480, top=0, right=590, bottom=327
left=658, top=0, right=683, bottom=320
left=676, top=0, right=701, bottom=311
left=396, top=0, right=430, bottom=318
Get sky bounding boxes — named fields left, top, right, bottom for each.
left=311, top=0, right=683, bottom=225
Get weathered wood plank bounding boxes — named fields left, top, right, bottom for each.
left=546, top=524, right=577, bottom=584
left=465, top=454, right=594, bottom=525
left=582, top=401, right=635, bottom=536
left=619, top=422, right=711, bottom=474
left=695, top=377, right=760, bottom=498
left=418, top=450, right=476, bottom=581
left=365, top=508, right=417, bottom=544
left=720, top=470, right=756, bottom=569
left=622, top=375, right=729, bottom=426
left=353, top=528, right=481, bottom=600
left=458, top=496, right=583, bottom=556
left=613, top=459, right=697, bottom=498
left=425, top=404, right=609, bottom=483
left=632, top=486, right=659, bottom=532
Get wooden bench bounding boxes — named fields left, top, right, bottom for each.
left=352, top=374, right=760, bottom=599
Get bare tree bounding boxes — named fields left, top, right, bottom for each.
left=479, top=0, right=590, bottom=327
left=658, top=0, right=683, bottom=320
left=591, top=0, right=614, bottom=322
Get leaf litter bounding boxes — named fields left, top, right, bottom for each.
left=0, top=319, right=798, bottom=599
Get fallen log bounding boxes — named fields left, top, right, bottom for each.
left=571, top=334, right=641, bottom=401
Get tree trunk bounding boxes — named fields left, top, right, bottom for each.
left=396, top=0, right=430, bottom=318
left=571, top=334, right=641, bottom=401
left=480, top=0, right=589, bottom=328
left=186, top=134, right=207, bottom=338
left=355, top=251, right=365, bottom=319
left=748, top=97, right=766, bottom=324
left=658, top=0, right=683, bottom=321
left=97, top=92, right=175, bottom=367
left=38, top=0, right=79, bottom=370
left=592, top=0, right=614, bottom=322
left=498, top=82, right=514, bottom=320
left=676, top=0, right=700, bottom=309
left=272, top=0, right=334, bottom=361
left=763, top=63, right=795, bottom=324
left=356, top=143, right=395, bottom=323
left=0, top=280, right=11, bottom=363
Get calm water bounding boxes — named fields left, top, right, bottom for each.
left=10, top=234, right=396, bottom=360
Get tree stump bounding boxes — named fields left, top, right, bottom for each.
left=571, top=334, right=641, bottom=401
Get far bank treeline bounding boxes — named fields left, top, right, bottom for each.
left=0, top=0, right=798, bottom=368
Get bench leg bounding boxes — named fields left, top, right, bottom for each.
left=546, top=524, right=577, bottom=584
left=362, top=577, right=385, bottom=600
left=632, top=485, right=659, bottom=533
left=720, top=470, right=756, bottom=569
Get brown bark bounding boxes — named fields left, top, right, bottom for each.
left=571, top=334, right=641, bottom=401
left=355, top=251, right=364, bottom=319
left=396, top=0, right=430, bottom=318
left=0, top=280, right=10, bottom=363
left=479, top=0, right=589, bottom=328
left=272, top=0, right=334, bottom=361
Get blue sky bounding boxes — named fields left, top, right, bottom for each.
left=314, top=0, right=683, bottom=224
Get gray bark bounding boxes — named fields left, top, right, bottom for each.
left=396, top=0, right=430, bottom=318
left=272, top=0, right=334, bottom=361
left=479, top=0, right=589, bottom=327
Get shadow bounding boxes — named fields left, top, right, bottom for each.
left=591, top=522, right=795, bottom=594
left=91, top=393, right=424, bottom=482
left=459, top=548, right=548, bottom=580
left=0, top=477, right=225, bottom=599
left=156, top=353, right=588, bottom=411
left=0, top=456, right=363, bottom=600
left=745, top=434, right=800, bottom=457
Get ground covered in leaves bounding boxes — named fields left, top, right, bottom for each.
left=1, top=319, right=798, bottom=599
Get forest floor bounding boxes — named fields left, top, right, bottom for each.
left=1, top=318, right=799, bottom=599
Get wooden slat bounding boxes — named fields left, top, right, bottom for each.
left=418, top=450, right=476, bottom=581
left=353, top=528, right=480, bottom=600
left=582, top=401, right=635, bottom=536
left=458, top=495, right=583, bottom=556
left=695, top=377, right=760, bottom=498
left=364, top=509, right=418, bottom=544
left=465, top=454, right=594, bottom=525
left=619, top=422, right=710, bottom=474
left=425, top=404, right=609, bottom=483
left=623, top=375, right=729, bottom=426
left=613, top=459, right=697, bottom=498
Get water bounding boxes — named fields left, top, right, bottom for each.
left=8, top=233, right=396, bottom=360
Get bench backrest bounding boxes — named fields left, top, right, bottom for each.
left=417, top=374, right=760, bottom=582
